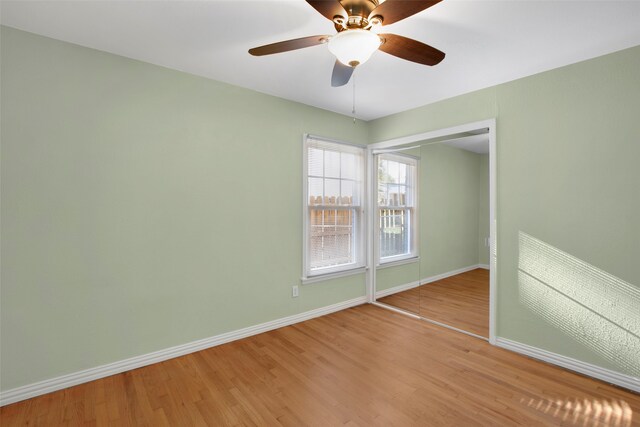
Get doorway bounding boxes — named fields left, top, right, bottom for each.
left=367, top=120, right=496, bottom=343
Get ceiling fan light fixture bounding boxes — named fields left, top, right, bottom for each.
left=328, top=29, right=381, bottom=67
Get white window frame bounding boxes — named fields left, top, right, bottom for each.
left=302, top=134, right=367, bottom=284
left=376, top=153, right=419, bottom=266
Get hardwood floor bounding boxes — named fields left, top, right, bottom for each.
left=377, top=285, right=421, bottom=314
left=2, top=304, right=638, bottom=426
left=420, top=268, right=489, bottom=337
left=378, top=268, right=489, bottom=337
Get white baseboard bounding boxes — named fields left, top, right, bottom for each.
left=495, top=337, right=640, bottom=393
left=371, top=301, right=421, bottom=319
left=420, top=264, right=483, bottom=285
left=374, top=264, right=484, bottom=299
left=0, top=296, right=367, bottom=407
left=478, top=264, right=490, bottom=270
left=375, top=280, right=421, bottom=299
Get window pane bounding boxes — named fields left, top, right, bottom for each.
left=341, top=152, right=357, bottom=180
left=324, top=178, right=340, bottom=204
left=377, top=154, right=417, bottom=263
left=406, top=163, right=415, bottom=188
left=308, top=177, right=323, bottom=205
left=305, top=137, right=364, bottom=275
left=387, top=161, right=399, bottom=183
left=309, top=208, right=355, bottom=270
left=378, top=182, right=388, bottom=206
left=379, top=208, right=410, bottom=258
left=387, top=184, right=400, bottom=206
left=341, top=180, right=356, bottom=206
left=399, top=162, right=407, bottom=185
left=325, top=150, right=340, bottom=178
left=397, top=184, right=407, bottom=206
left=378, top=159, right=389, bottom=184
left=308, top=147, right=324, bottom=177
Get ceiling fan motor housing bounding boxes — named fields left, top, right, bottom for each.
left=333, top=0, right=381, bottom=31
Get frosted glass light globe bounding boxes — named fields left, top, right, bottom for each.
left=328, top=29, right=381, bottom=67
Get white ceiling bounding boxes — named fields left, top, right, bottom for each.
left=2, top=0, right=640, bottom=121
left=443, top=134, right=489, bottom=154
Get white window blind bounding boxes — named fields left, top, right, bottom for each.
left=304, top=136, right=365, bottom=277
left=377, top=154, right=418, bottom=262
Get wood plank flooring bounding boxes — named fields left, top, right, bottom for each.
left=420, top=268, right=489, bottom=337
left=377, top=285, right=421, bottom=314
left=378, top=268, right=490, bottom=337
left=2, top=304, right=638, bottom=426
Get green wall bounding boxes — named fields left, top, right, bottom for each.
left=0, top=27, right=367, bottom=391
left=478, top=154, right=489, bottom=265
left=370, top=45, right=640, bottom=377
left=420, top=144, right=482, bottom=277
left=376, top=262, right=420, bottom=293
left=376, top=145, right=487, bottom=295
left=2, top=25, right=639, bottom=391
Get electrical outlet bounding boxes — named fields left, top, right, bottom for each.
left=292, top=285, right=299, bottom=298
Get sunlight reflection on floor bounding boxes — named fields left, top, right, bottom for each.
left=520, top=396, right=633, bottom=426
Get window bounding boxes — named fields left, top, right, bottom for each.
left=377, top=154, right=418, bottom=263
left=304, top=136, right=365, bottom=279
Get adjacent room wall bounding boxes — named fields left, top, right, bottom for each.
left=0, top=26, right=368, bottom=391
left=376, top=144, right=489, bottom=291
left=369, top=45, right=640, bottom=377
left=419, top=144, right=481, bottom=278
left=478, top=154, right=489, bottom=266
left=375, top=144, right=482, bottom=293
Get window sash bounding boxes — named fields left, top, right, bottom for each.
left=304, top=136, right=365, bottom=279
left=308, top=206, right=360, bottom=273
left=379, top=207, right=414, bottom=260
left=377, top=153, right=418, bottom=264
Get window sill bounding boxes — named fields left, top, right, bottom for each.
left=377, top=256, right=420, bottom=270
left=301, top=267, right=367, bottom=285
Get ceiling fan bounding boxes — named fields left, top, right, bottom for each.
left=249, top=0, right=446, bottom=87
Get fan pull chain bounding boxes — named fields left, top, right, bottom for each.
left=352, top=70, right=356, bottom=123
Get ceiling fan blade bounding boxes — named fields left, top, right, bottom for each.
left=369, top=0, right=442, bottom=26
left=249, top=35, right=329, bottom=56
left=331, top=60, right=354, bottom=87
left=379, top=33, right=445, bottom=66
left=306, top=0, right=348, bottom=22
